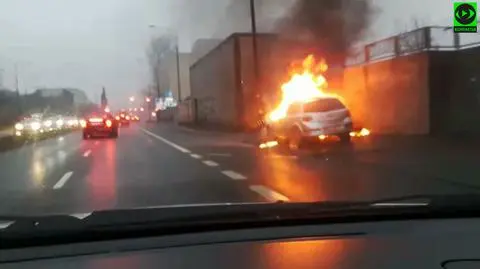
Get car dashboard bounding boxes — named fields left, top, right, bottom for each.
left=1, top=218, right=480, bottom=269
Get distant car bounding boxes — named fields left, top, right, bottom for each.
left=52, top=116, right=66, bottom=130
left=115, top=113, right=130, bottom=127
left=13, top=118, right=44, bottom=138
left=129, top=114, right=140, bottom=122
left=266, top=97, right=353, bottom=150
left=151, top=110, right=159, bottom=122
left=64, top=116, right=80, bottom=129
left=81, top=113, right=118, bottom=139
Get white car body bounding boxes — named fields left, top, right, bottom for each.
left=267, top=97, right=353, bottom=143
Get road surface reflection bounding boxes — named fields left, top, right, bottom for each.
left=86, top=139, right=117, bottom=210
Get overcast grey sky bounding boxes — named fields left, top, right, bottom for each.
left=0, top=0, right=457, bottom=108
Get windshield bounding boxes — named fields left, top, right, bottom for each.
left=0, top=0, right=478, bottom=233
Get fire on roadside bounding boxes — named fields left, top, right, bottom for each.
left=267, top=54, right=343, bottom=122
left=349, top=128, right=370, bottom=137
left=264, top=54, right=370, bottom=138
left=259, top=140, right=279, bottom=149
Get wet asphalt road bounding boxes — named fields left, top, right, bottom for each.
left=0, top=122, right=479, bottom=216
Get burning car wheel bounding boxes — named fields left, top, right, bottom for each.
left=288, top=128, right=303, bottom=151
left=110, top=129, right=119, bottom=138
left=338, top=133, right=351, bottom=144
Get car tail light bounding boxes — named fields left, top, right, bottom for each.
left=89, top=118, right=103, bottom=123
left=80, top=120, right=87, bottom=128
left=126, top=116, right=130, bottom=120
left=115, top=116, right=120, bottom=120
left=302, top=116, right=313, bottom=122
left=105, top=120, right=112, bottom=128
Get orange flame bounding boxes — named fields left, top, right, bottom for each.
left=267, top=55, right=343, bottom=122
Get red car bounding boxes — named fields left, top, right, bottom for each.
left=81, top=113, right=119, bottom=139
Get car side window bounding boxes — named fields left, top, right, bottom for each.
left=287, top=103, right=302, bottom=115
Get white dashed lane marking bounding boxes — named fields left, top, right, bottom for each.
left=221, top=170, right=247, bottom=180
left=208, top=153, right=232, bottom=157
left=141, top=128, right=191, bottom=153
left=190, top=154, right=202, bottom=159
left=53, top=171, right=74, bottom=189
left=83, top=150, right=92, bottom=157
left=203, top=160, right=219, bottom=167
left=249, top=185, right=290, bottom=202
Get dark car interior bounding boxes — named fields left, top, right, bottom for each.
left=2, top=216, right=480, bottom=269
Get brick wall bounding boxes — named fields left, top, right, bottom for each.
left=189, top=36, right=238, bottom=127
left=343, top=53, right=430, bottom=134
left=429, top=46, right=480, bottom=134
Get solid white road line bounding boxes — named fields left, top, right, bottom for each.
left=203, top=160, right=219, bottom=167
left=83, top=150, right=92, bottom=157
left=249, top=185, right=290, bottom=202
left=221, top=170, right=247, bottom=180
left=53, top=171, right=74, bottom=189
left=190, top=154, right=202, bottom=159
left=141, top=128, right=191, bottom=153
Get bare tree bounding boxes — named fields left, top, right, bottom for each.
left=146, top=36, right=176, bottom=98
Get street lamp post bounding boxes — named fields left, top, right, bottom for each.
left=14, top=63, right=22, bottom=115
left=175, top=41, right=182, bottom=102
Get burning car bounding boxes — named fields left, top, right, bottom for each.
left=267, top=97, right=353, bottom=149
left=263, top=54, right=367, bottom=150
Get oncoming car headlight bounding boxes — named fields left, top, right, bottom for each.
left=56, top=119, right=64, bottom=127
left=31, top=122, right=41, bottom=131
left=44, top=120, right=52, bottom=127
left=14, top=123, right=24, bottom=130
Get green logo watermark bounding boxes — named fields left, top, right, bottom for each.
left=454, top=2, right=477, bottom=33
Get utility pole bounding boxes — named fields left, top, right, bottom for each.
left=250, top=0, right=260, bottom=82
left=0, top=68, right=4, bottom=88
left=175, top=42, right=182, bottom=102
left=155, top=56, right=161, bottom=99
left=249, top=0, right=263, bottom=126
